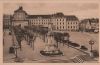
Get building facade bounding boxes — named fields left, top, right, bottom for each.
left=12, top=6, right=28, bottom=28
left=79, top=18, right=99, bottom=32
left=66, top=16, right=79, bottom=31
left=3, top=14, right=12, bottom=29
left=4, top=6, right=79, bottom=31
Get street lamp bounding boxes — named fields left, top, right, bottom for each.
left=12, top=43, right=24, bottom=62
left=89, top=40, right=94, bottom=52
left=13, top=43, right=19, bottom=58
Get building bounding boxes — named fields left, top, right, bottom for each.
left=3, top=6, right=79, bottom=31
left=90, top=18, right=99, bottom=30
left=28, top=15, right=51, bottom=28
left=12, top=6, right=28, bottom=28
left=3, top=14, right=12, bottom=29
left=79, top=18, right=99, bottom=32
left=66, top=16, right=79, bottom=31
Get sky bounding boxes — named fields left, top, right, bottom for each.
left=3, top=3, right=99, bottom=20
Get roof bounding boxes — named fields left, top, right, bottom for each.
left=27, top=12, right=64, bottom=19
left=90, top=18, right=99, bottom=23
left=81, top=19, right=89, bottom=24
left=52, top=12, right=64, bottom=17
left=13, top=7, right=79, bottom=20
left=65, top=15, right=79, bottom=21
left=14, top=6, right=27, bottom=15
left=80, top=18, right=99, bottom=24
left=27, top=14, right=79, bottom=21
left=27, top=15, right=51, bottom=19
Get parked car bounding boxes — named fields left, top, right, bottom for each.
left=80, top=45, right=88, bottom=51
left=9, top=32, right=12, bottom=35
left=92, top=50, right=99, bottom=57
left=94, top=29, right=99, bottom=33
left=68, top=41, right=80, bottom=47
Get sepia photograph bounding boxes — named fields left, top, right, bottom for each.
left=3, top=1, right=99, bottom=63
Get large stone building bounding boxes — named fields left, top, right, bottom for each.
left=4, top=6, right=79, bottom=31
left=12, top=6, right=28, bottom=28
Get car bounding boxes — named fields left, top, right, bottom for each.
left=80, top=45, right=88, bottom=51
left=70, top=42, right=80, bottom=47
left=94, top=29, right=99, bottom=33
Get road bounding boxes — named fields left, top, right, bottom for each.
left=3, top=30, right=99, bottom=63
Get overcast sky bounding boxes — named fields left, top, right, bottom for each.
left=3, top=3, right=99, bottom=20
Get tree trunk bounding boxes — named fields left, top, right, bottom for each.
left=56, top=41, right=58, bottom=48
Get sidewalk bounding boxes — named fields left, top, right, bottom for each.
left=3, top=31, right=15, bottom=63
left=16, top=36, right=46, bottom=62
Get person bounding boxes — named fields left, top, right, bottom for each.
left=32, top=36, right=36, bottom=50
left=17, top=39, right=22, bottom=50
left=9, top=46, right=15, bottom=53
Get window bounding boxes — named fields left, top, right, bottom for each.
left=63, top=22, right=64, bottom=25
left=57, top=19, right=58, bottom=21
left=60, top=19, right=61, bottom=21
left=57, top=22, right=58, bottom=25
left=68, top=26, right=69, bottom=28
left=71, top=22, right=72, bottom=24
left=71, top=26, right=72, bottom=28
left=60, top=22, right=61, bottom=25
left=63, top=26, right=64, bottom=29
left=46, top=22, right=47, bottom=24
left=60, top=26, right=61, bottom=29
left=57, top=26, right=58, bottom=29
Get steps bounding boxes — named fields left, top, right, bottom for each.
left=70, top=54, right=92, bottom=63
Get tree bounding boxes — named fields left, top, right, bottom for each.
left=13, top=26, right=25, bottom=50
left=54, top=32, right=63, bottom=48
left=62, top=33, right=70, bottom=46
left=39, top=27, right=48, bottom=42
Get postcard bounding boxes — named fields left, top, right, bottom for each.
left=0, top=0, right=100, bottom=65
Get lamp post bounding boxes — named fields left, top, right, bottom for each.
left=89, top=40, right=94, bottom=52
left=13, top=43, right=23, bottom=62
left=13, top=43, right=19, bottom=58
left=14, top=45, right=18, bottom=58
